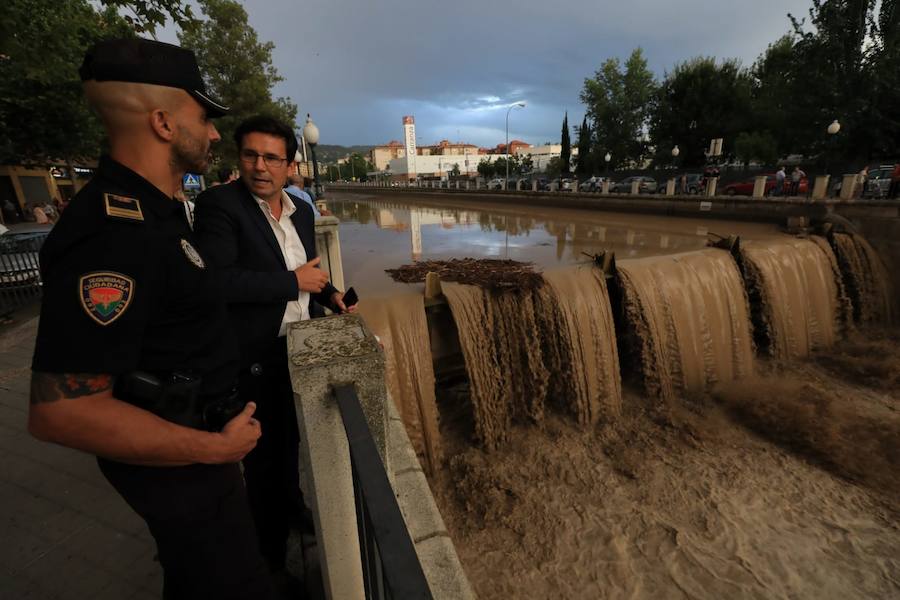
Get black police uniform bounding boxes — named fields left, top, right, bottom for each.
left=31, top=157, right=277, bottom=600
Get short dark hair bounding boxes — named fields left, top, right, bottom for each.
left=217, top=167, right=233, bottom=182
left=233, top=115, right=298, bottom=162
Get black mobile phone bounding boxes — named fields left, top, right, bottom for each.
left=342, top=287, right=359, bottom=308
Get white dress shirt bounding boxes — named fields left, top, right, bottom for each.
left=254, top=191, right=310, bottom=336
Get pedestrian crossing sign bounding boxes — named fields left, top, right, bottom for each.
left=183, top=173, right=201, bottom=190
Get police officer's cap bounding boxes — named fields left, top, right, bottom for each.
left=79, top=37, right=229, bottom=118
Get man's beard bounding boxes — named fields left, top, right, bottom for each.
left=171, top=126, right=210, bottom=173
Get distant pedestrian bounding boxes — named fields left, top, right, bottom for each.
left=285, top=173, right=320, bottom=217
left=774, top=166, right=786, bottom=196
left=303, top=176, right=317, bottom=201
left=32, top=204, right=49, bottom=224
left=2, top=199, right=19, bottom=224
left=790, top=166, right=806, bottom=196
left=855, top=165, right=869, bottom=199
left=889, top=163, right=900, bottom=199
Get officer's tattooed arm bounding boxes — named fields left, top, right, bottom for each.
left=30, top=372, right=113, bottom=404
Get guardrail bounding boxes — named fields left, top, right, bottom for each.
left=0, top=231, right=48, bottom=317
left=334, top=383, right=434, bottom=600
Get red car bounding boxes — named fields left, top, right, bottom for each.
left=721, top=174, right=808, bottom=196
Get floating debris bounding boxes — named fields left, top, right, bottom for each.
left=386, top=258, right=544, bottom=291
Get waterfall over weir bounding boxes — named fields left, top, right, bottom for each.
left=738, top=237, right=847, bottom=360
left=365, top=231, right=892, bottom=453
left=830, top=232, right=893, bottom=325
left=615, top=249, right=755, bottom=403
left=358, top=294, right=442, bottom=472
left=442, top=266, right=621, bottom=450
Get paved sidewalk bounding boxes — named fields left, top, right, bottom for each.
left=0, top=317, right=162, bottom=599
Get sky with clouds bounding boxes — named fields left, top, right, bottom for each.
left=158, top=0, right=816, bottom=147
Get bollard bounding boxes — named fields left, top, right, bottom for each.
left=602, top=180, right=610, bottom=194
left=630, top=180, right=640, bottom=195
left=666, top=178, right=676, bottom=196
left=466, top=180, right=471, bottom=190
left=752, top=176, right=767, bottom=199
left=840, top=174, right=858, bottom=200
left=455, top=181, right=460, bottom=190
left=706, top=177, right=718, bottom=197
left=532, top=180, right=538, bottom=192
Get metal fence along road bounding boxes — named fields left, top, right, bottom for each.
left=0, top=231, right=48, bottom=317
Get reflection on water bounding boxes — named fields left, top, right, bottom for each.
left=329, top=193, right=781, bottom=296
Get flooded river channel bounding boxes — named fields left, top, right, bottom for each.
left=328, top=191, right=784, bottom=296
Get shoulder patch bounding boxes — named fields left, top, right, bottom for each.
left=80, top=272, right=135, bottom=326
left=104, top=193, right=144, bottom=222
left=180, top=239, right=206, bottom=269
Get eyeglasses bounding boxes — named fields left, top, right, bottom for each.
left=239, top=150, right=288, bottom=168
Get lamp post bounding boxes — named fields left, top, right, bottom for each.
left=302, top=114, right=322, bottom=198
left=604, top=151, right=611, bottom=182
left=505, top=102, right=526, bottom=190
left=825, top=119, right=841, bottom=197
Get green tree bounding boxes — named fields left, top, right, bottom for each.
left=99, top=0, right=197, bottom=33
left=544, top=156, right=563, bottom=177
left=866, top=0, right=900, bottom=158
left=519, top=153, right=534, bottom=174
left=734, top=131, right=779, bottom=168
left=580, top=48, right=656, bottom=169
left=560, top=112, right=571, bottom=175
left=786, top=0, right=879, bottom=161
left=477, top=158, right=496, bottom=179
left=0, top=0, right=133, bottom=165
left=749, top=36, right=805, bottom=158
left=342, top=152, right=371, bottom=181
left=449, top=163, right=461, bottom=177
left=178, top=0, right=297, bottom=173
left=575, top=116, right=591, bottom=177
left=649, top=57, right=753, bottom=167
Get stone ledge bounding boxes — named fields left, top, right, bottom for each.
left=393, top=468, right=447, bottom=544
left=414, top=535, right=477, bottom=600
left=385, top=393, right=475, bottom=599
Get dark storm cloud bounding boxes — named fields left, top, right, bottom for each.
left=161, top=0, right=813, bottom=146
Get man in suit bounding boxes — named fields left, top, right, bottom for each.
left=193, top=115, right=353, bottom=587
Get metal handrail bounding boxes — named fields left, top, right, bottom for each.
left=0, top=231, right=48, bottom=317
left=333, top=383, right=433, bottom=600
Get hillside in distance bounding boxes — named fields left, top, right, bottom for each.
left=310, top=144, right=374, bottom=163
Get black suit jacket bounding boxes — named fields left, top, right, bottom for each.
left=193, top=180, right=338, bottom=367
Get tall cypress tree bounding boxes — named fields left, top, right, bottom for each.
left=560, top=112, right=571, bottom=176
left=576, top=116, right=591, bottom=177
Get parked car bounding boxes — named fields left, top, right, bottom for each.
left=547, top=178, right=574, bottom=192
left=579, top=176, right=608, bottom=192
left=611, top=176, right=657, bottom=194
left=720, top=174, right=808, bottom=196
left=656, top=173, right=705, bottom=194
left=488, top=178, right=504, bottom=190
left=862, top=164, right=896, bottom=198
left=520, top=176, right=549, bottom=191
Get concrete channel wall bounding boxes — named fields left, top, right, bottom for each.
left=286, top=313, right=475, bottom=600
left=331, top=185, right=900, bottom=319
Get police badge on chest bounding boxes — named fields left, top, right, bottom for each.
left=180, top=239, right=206, bottom=269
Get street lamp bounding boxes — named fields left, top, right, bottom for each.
left=302, top=114, right=322, bottom=198
left=826, top=119, right=841, bottom=195
left=506, top=102, right=526, bottom=190
left=604, top=151, right=611, bottom=181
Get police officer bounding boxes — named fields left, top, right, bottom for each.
left=28, top=38, right=278, bottom=599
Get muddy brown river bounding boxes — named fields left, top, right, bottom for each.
left=327, top=192, right=784, bottom=296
